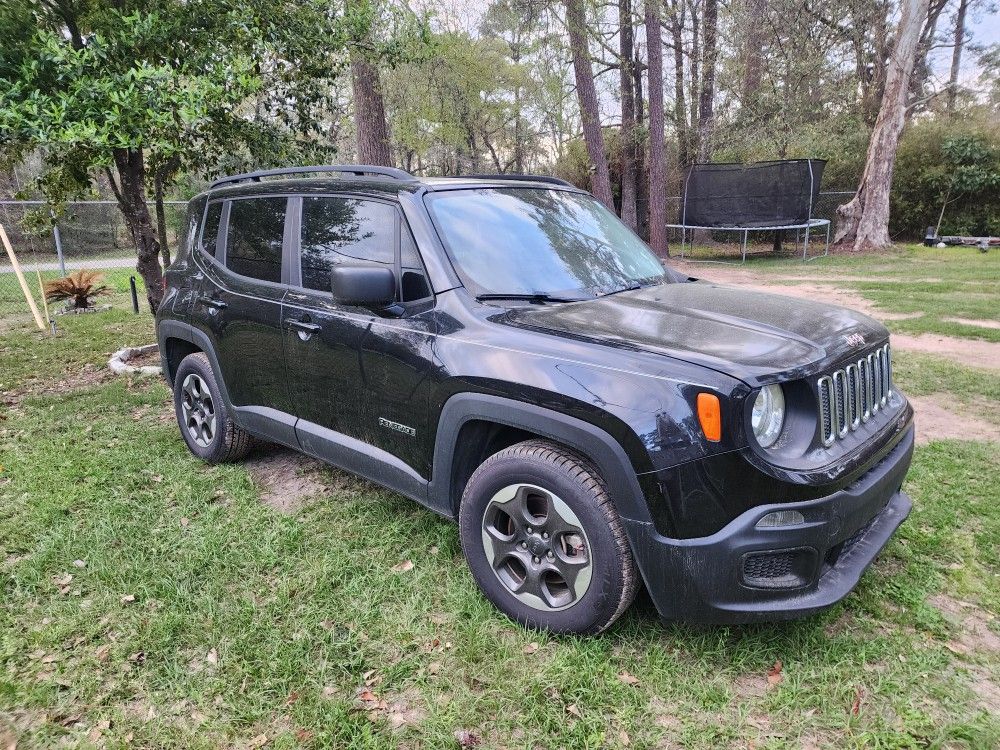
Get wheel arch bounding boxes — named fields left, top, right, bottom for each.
left=429, top=393, right=655, bottom=526
left=157, top=320, right=233, bottom=410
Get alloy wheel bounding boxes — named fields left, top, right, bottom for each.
left=480, top=483, right=593, bottom=611
left=180, top=373, right=216, bottom=448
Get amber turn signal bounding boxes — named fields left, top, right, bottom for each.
left=697, top=393, right=722, bottom=442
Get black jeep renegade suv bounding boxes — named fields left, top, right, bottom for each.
left=156, top=165, right=914, bottom=634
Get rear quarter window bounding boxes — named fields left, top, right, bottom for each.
left=200, top=201, right=223, bottom=258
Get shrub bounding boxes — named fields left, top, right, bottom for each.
left=43, top=270, right=111, bottom=309
left=891, top=118, right=1000, bottom=238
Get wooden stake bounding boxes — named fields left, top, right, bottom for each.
left=36, top=268, right=51, bottom=329
left=0, top=223, right=46, bottom=331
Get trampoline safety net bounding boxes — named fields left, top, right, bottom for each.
left=680, top=159, right=826, bottom=228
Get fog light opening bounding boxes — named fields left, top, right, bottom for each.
left=756, top=510, right=805, bottom=529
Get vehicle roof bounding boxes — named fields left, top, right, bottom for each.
left=200, top=174, right=582, bottom=202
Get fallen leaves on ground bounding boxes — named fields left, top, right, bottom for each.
left=851, top=686, right=865, bottom=716
left=766, top=660, right=783, bottom=686
left=454, top=729, right=481, bottom=747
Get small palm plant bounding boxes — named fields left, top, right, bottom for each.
left=44, top=270, right=111, bottom=310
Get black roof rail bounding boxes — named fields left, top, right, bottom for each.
left=446, top=173, right=576, bottom=188
left=209, top=165, right=416, bottom=190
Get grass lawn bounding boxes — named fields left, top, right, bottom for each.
left=1, top=261, right=998, bottom=749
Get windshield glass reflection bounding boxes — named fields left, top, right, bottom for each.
left=427, top=188, right=668, bottom=296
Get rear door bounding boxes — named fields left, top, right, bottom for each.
left=194, top=194, right=295, bottom=443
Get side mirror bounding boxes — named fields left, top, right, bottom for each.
left=331, top=265, right=396, bottom=308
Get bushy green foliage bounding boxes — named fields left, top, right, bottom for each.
left=892, top=118, right=1000, bottom=237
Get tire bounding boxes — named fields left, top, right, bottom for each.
left=172, top=352, right=253, bottom=464
left=458, top=439, right=638, bottom=634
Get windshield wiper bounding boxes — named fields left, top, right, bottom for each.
left=597, top=276, right=664, bottom=297
left=598, top=283, right=640, bottom=297
left=476, top=292, right=590, bottom=303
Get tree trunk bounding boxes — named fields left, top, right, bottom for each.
left=910, top=0, right=948, bottom=111
left=741, top=0, right=765, bottom=104
left=666, top=1, right=689, bottom=167
left=153, top=165, right=171, bottom=268
left=565, top=0, right=615, bottom=210
left=835, top=0, right=931, bottom=252
left=646, top=0, right=668, bottom=256
left=351, top=55, right=394, bottom=167
left=108, top=149, right=163, bottom=312
left=947, top=0, right=969, bottom=114
left=697, top=0, right=718, bottom=162
left=689, top=1, right=700, bottom=145
left=633, top=46, right=644, bottom=126
left=619, top=0, right=638, bottom=230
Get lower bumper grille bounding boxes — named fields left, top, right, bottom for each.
left=741, top=548, right=817, bottom=590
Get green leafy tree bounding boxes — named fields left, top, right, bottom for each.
left=0, top=0, right=350, bottom=311
left=892, top=120, right=1000, bottom=237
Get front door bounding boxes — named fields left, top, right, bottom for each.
left=282, top=195, right=436, bottom=476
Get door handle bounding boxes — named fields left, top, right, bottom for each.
left=197, top=295, right=227, bottom=310
left=288, top=319, right=321, bottom=334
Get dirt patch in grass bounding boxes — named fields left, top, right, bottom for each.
left=930, top=594, right=1000, bottom=654
left=1, top=362, right=113, bottom=408
left=968, top=668, right=1000, bottom=714
left=891, top=333, right=1000, bottom=372
left=126, top=348, right=161, bottom=368
left=244, top=448, right=329, bottom=513
left=906, top=395, right=1000, bottom=444
left=942, top=317, right=1000, bottom=331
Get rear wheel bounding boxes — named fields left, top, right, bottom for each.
left=172, top=353, right=253, bottom=464
left=458, top=440, right=637, bottom=634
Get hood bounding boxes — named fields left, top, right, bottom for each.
left=501, top=282, right=888, bottom=385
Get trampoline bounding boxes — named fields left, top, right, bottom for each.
left=667, top=159, right=831, bottom=264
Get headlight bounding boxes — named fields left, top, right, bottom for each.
left=751, top=385, right=785, bottom=448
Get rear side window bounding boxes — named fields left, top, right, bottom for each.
left=225, top=197, right=287, bottom=283
left=300, top=197, right=395, bottom=292
left=200, top=201, right=223, bottom=258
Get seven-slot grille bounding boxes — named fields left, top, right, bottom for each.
left=817, top=343, right=892, bottom=447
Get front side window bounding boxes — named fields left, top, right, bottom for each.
left=400, top=226, right=431, bottom=302
left=426, top=188, right=668, bottom=297
left=225, top=197, right=287, bottom=283
left=300, top=197, right=395, bottom=292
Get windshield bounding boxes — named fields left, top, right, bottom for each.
left=426, top=188, right=669, bottom=297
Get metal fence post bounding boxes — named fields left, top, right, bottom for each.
left=52, top=221, right=66, bottom=276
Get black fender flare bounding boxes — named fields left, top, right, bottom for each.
left=157, top=320, right=233, bottom=412
left=428, top=392, right=654, bottom=525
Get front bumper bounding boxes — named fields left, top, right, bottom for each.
left=625, top=425, right=914, bottom=624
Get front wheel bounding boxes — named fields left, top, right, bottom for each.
left=172, top=352, right=253, bottom=464
left=458, top=440, right=638, bottom=634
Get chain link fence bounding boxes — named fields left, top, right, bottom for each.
left=0, top=200, right=187, bottom=324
